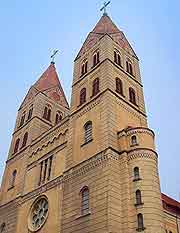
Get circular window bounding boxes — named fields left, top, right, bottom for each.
left=28, top=196, right=48, bottom=232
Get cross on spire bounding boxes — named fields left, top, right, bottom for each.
left=51, top=49, right=59, bottom=64
left=100, top=1, right=111, bottom=16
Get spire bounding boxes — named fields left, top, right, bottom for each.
left=75, top=14, right=137, bottom=60
left=20, top=63, right=69, bottom=109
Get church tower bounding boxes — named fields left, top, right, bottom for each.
left=1, top=8, right=178, bottom=233
left=0, top=62, right=69, bottom=232
left=63, top=13, right=165, bottom=233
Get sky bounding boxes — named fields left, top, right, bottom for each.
left=0, top=0, right=179, bottom=200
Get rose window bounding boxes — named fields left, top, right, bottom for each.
left=28, top=197, right=48, bottom=231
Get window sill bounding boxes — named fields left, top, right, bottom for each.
left=133, top=178, right=142, bottom=182
left=90, top=92, right=100, bottom=98
left=81, top=139, right=93, bottom=147
left=8, top=185, right=14, bottom=191
left=75, top=211, right=91, bottom=219
left=115, top=91, right=125, bottom=98
left=136, top=227, right=146, bottom=232
left=129, top=101, right=138, bottom=107
left=134, top=202, right=144, bottom=207
left=77, top=102, right=86, bottom=108
left=130, top=143, right=139, bottom=147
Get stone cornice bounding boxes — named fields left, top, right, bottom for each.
left=127, top=148, right=158, bottom=162
left=30, top=129, right=68, bottom=157
left=118, top=127, right=155, bottom=138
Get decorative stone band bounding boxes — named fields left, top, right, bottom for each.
left=118, top=127, right=155, bottom=138
left=127, top=148, right=158, bottom=162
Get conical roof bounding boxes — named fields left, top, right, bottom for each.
left=76, top=15, right=137, bottom=60
left=20, top=63, right=69, bottom=109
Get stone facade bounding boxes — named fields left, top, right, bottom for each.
left=0, top=14, right=179, bottom=233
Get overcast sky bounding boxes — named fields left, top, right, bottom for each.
left=0, top=0, right=179, bottom=200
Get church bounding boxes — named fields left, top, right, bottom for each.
left=0, top=6, right=179, bottom=233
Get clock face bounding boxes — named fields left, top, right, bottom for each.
left=28, top=196, right=49, bottom=232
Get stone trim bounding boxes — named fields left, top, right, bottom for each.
left=118, top=127, right=155, bottom=138
left=127, top=149, right=158, bottom=162
left=30, top=129, right=68, bottom=157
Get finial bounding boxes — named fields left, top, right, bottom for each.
left=100, top=1, right=111, bottom=16
left=50, top=49, right=59, bottom=64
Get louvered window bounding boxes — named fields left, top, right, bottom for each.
left=84, top=121, right=92, bottom=143
left=81, top=187, right=89, bottom=215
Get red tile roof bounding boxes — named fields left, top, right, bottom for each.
left=20, top=63, right=69, bottom=109
left=162, top=193, right=180, bottom=215
left=34, top=63, right=61, bottom=91
left=76, top=15, right=137, bottom=60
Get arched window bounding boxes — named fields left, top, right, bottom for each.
left=134, top=167, right=140, bottom=180
left=81, top=64, right=85, bottom=75
left=43, top=106, right=48, bottom=119
left=84, top=121, right=92, bottom=143
left=80, top=88, right=86, bottom=105
left=55, top=111, right=63, bottom=125
left=80, top=186, right=89, bottom=215
left=136, top=190, right=142, bottom=205
left=0, top=223, right=5, bottom=233
left=10, top=170, right=17, bottom=188
left=131, top=135, right=138, bottom=145
left=85, top=61, right=88, bottom=73
left=126, top=60, right=133, bottom=75
left=19, top=112, right=26, bottom=127
left=129, top=87, right=137, bottom=105
left=22, top=132, right=28, bottom=148
left=27, top=106, right=33, bottom=120
left=117, top=54, right=121, bottom=66
left=114, top=51, right=117, bottom=63
left=14, top=138, right=20, bottom=154
left=47, top=109, right=51, bottom=121
left=116, top=78, right=123, bottom=95
left=92, top=78, right=100, bottom=96
left=93, top=51, right=100, bottom=67
left=114, top=51, right=121, bottom=66
left=81, top=61, right=88, bottom=75
left=43, top=106, right=51, bottom=121
left=137, top=213, right=144, bottom=230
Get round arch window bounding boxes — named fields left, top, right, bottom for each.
left=28, top=196, right=49, bottom=232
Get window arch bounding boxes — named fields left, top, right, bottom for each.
left=55, top=111, right=63, bottom=125
left=134, top=167, right=140, bottom=180
left=47, top=109, right=51, bottom=121
left=19, top=111, right=26, bottom=127
left=22, top=132, right=28, bottom=148
left=80, top=88, right=86, bottom=105
left=43, top=106, right=48, bottom=119
left=92, top=78, right=100, bottom=96
left=43, top=106, right=51, bottom=121
left=81, top=61, right=88, bottom=75
left=80, top=186, right=89, bottom=215
left=0, top=223, right=5, bottom=233
left=10, top=169, right=17, bottom=188
left=116, top=78, right=123, bottom=96
left=129, top=87, right=137, bottom=105
left=131, top=135, right=138, bottom=145
left=114, top=51, right=121, bottom=66
left=126, top=60, right=133, bottom=75
left=136, top=190, right=142, bottom=205
left=137, top=213, right=144, bottom=230
left=93, top=51, right=100, bottom=67
left=27, top=105, right=33, bottom=120
left=14, top=138, right=20, bottom=154
left=84, top=121, right=92, bottom=143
